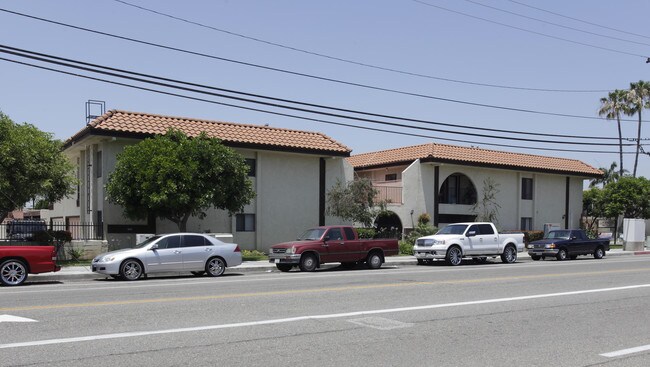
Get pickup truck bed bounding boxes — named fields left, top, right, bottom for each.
left=0, top=245, right=60, bottom=286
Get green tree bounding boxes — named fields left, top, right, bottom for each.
left=598, top=89, right=628, bottom=176
left=582, top=186, right=606, bottom=233
left=602, top=176, right=650, bottom=219
left=105, top=129, right=255, bottom=232
left=326, top=178, right=378, bottom=227
left=0, top=112, right=75, bottom=223
left=625, top=80, right=650, bottom=177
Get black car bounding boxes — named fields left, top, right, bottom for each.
left=527, top=229, right=610, bottom=261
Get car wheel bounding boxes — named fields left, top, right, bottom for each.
left=501, top=245, right=517, bottom=264
left=191, top=271, right=206, bottom=276
left=206, top=257, right=226, bottom=277
left=120, top=259, right=143, bottom=281
left=530, top=255, right=541, bottom=261
left=417, top=259, right=425, bottom=265
left=594, top=247, right=605, bottom=259
left=276, top=264, right=293, bottom=272
left=556, top=248, right=568, bottom=261
left=0, top=259, right=28, bottom=286
left=299, top=253, right=318, bottom=272
left=366, top=252, right=382, bottom=269
left=446, top=246, right=462, bottom=266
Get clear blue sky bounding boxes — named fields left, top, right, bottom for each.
left=1, top=0, right=649, bottom=178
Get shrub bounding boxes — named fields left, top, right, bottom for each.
left=242, top=249, right=267, bottom=261
left=355, top=228, right=376, bottom=239
left=521, top=230, right=544, bottom=244
left=405, top=223, right=437, bottom=245
left=399, top=240, right=413, bottom=255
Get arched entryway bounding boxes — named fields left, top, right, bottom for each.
left=374, top=210, right=402, bottom=238
left=438, top=173, right=477, bottom=205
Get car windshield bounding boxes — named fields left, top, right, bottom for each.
left=135, top=235, right=162, bottom=248
left=545, top=230, right=570, bottom=240
left=297, top=228, right=326, bottom=240
left=437, top=224, right=468, bottom=235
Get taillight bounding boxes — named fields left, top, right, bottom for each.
left=234, top=245, right=241, bottom=252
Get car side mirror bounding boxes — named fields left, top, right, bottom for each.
left=571, top=236, right=577, bottom=241
left=467, top=231, right=476, bottom=237
left=149, top=243, right=158, bottom=250
left=323, top=236, right=330, bottom=242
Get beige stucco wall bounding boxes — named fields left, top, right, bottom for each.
left=372, top=161, right=589, bottom=233
left=52, top=137, right=353, bottom=252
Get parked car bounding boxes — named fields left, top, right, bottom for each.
left=92, top=233, right=242, bottom=280
left=268, top=226, right=399, bottom=272
left=413, top=222, right=525, bottom=266
left=527, top=229, right=610, bottom=261
left=0, top=245, right=61, bottom=286
left=7, top=219, right=47, bottom=241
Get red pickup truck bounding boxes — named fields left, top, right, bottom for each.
left=0, top=246, right=60, bottom=286
left=268, top=226, right=399, bottom=272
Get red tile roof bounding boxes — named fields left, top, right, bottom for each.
left=347, top=143, right=602, bottom=177
left=66, top=110, right=351, bottom=155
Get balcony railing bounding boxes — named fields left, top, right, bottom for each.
left=372, top=181, right=403, bottom=204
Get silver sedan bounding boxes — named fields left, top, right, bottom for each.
left=92, top=233, right=242, bottom=280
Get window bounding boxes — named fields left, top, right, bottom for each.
left=95, top=151, right=102, bottom=178
left=385, top=173, right=397, bottom=181
left=183, top=235, right=207, bottom=247
left=157, top=235, right=181, bottom=249
left=236, top=214, right=256, bottom=232
left=521, top=178, right=533, bottom=200
left=478, top=224, right=495, bottom=235
left=521, top=217, right=532, bottom=230
left=245, top=158, right=256, bottom=177
left=343, top=227, right=355, bottom=240
left=326, top=228, right=343, bottom=240
left=438, top=173, right=477, bottom=204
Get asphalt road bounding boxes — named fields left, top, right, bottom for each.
left=2, top=256, right=650, bottom=366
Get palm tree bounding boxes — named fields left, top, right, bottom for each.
left=598, top=90, right=627, bottom=176
left=590, top=161, right=624, bottom=187
left=625, top=80, right=650, bottom=177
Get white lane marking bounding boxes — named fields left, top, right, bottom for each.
left=2, top=283, right=650, bottom=349
left=0, top=315, right=37, bottom=323
left=601, top=344, right=650, bottom=358
left=7, top=256, right=650, bottom=295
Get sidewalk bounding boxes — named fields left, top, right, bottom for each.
left=26, top=248, right=650, bottom=283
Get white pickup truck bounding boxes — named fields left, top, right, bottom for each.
left=413, top=222, right=525, bottom=266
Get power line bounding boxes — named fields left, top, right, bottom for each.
left=0, top=54, right=639, bottom=155
left=0, top=44, right=642, bottom=148
left=110, top=0, right=608, bottom=94
left=0, top=44, right=633, bottom=143
left=411, top=0, right=649, bottom=59
left=463, top=0, right=650, bottom=47
left=507, top=0, right=650, bottom=40
left=0, top=8, right=643, bottom=123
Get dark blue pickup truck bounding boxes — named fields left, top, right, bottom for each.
left=527, top=229, right=610, bottom=261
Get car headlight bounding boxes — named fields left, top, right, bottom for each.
left=284, top=246, right=296, bottom=255
left=527, top=244, right=534, bottom=249
left=102, top=255, right=117, bottom=262
left=545, top=243, right=556, bottom=249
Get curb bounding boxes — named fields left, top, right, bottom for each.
left=25, top=250, right=645, bottom=283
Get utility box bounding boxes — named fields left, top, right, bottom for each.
left=543, top=223, right=561, bottom=237
left=623, top=218, right=645, bottom=251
